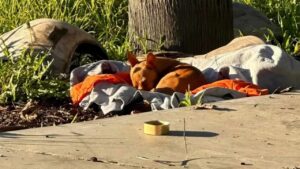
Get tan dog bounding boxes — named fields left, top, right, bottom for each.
left=128, top=52, right=206, bottom=95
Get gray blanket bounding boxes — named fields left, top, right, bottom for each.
left=70, top=60, right=245, bottom=115
left=183, top=44, right=300, bottom=92
left=70, top=44, right=300, bottom=115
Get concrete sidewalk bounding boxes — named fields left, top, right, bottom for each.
left=0, top=92, right=299, bottom=169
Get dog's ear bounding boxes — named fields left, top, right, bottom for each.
left=127, top=52, right=139, bottom=67
left=146, top=53, right=156, bottom=68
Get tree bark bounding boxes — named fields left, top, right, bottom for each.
left=128, top=0, right=233, bottom=55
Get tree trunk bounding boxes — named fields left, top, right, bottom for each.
left=128, top=0, right=233, bottom=55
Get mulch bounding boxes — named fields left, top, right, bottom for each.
left=0, top=97, right=151, bottom=132
left=0, top=99, right=110, bottom=132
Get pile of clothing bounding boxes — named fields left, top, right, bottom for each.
left=70, top=44, right=300, bottom=115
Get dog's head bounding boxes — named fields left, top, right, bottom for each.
left=128, top=52, right=159, bottom=91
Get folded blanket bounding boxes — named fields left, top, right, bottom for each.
left=70, top=61, right=268, bottom=115
left=77, top=82, right=247, bottom=115
left=192, top=79, right=269, bottom=96
left=70, top=60, right=130, bottom=86
left=71, top=72, right=131, bottom=105
left=183, top=44, right=300, bottom=92
left=70, top=44, right=299, bottom=114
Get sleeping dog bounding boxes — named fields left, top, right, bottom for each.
left=128, top=52, right=206, bottom=95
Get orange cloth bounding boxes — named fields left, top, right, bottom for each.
left=70, top=72, right=131, bottom=105
left=191, top=79, right=269, bottom=96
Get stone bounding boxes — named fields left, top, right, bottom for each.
left=0, top=18, right=108, bottom=73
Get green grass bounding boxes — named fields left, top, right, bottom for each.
left=234, top=0, right=300, bottom=55
left=0, top=0, right=129, bottom=60
left=0, top=48, right=69, bottom=104
left=0, top=0, right=129, bottom=104
left=0, top=0, right=299, bottom=104
left=0, top=0, right=298, bottom=58
left=0, top=0, right=298, bottom=59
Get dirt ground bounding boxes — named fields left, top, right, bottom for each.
left=0, top=97, right=151, bottom=132
left=0, top=100, right=110, bottom=132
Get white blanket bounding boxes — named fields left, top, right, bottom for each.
left=70, top=61, right=245, bottom=115
left=183, top=44, right=300, bottom=92
left=70, top=44, right=300, bottom=114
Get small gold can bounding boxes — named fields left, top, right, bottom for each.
left=144, top=120, right=170, bottom=135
